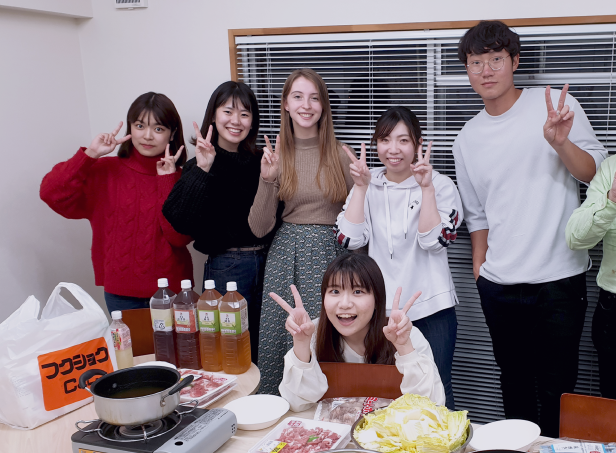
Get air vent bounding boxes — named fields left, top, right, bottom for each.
left=115, top=0, right=148, bottom=9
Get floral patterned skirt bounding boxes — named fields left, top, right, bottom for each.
left=257, top=222, right=346, bottom=395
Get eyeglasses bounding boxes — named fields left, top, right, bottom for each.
left=466, top=55, right=511, bottom=74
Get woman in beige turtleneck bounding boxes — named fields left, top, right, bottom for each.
left=248, top=68, right=353, bottom=394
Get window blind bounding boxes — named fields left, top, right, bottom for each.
left=236, top=24, right=616, bottom=423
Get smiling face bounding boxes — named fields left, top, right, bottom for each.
left=130, top=111, right=172, bottom=157
left=466, top=49, right=520, bottom=114
left=214, top=97, right=253, bottom=152
left=284, top=76, right=323, bottom=138
left=323, top=275, right=375, bottom=345
left=376, top=121, right=417, bottom=184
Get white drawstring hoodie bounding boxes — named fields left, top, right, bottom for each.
left=335, top=167, right=464, bottom=320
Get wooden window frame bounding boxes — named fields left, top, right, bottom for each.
left=228, top=15, right=616, bottom=81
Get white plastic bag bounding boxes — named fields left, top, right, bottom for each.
left=0, top=283, right=117, bottom=429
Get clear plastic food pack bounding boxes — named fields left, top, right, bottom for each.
left=248, top=417, right=352, bottom=453
left=178, top=368, right=237, bottom=405
left=314, top=397, right=393, bottom=425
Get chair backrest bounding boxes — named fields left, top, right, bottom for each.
left=319, top=362, right=403, bottom=399
left=560, top=393, right=616, bottom=442
left=121, top=308, right=154, bottom=357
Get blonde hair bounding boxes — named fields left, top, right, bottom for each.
left=278, top=69, right=348, bottom=203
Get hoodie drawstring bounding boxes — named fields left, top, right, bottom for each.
left=383, top=182, right=394, bottom=259
left=404, top=188, right=411, bottom=239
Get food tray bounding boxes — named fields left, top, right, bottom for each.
left=248, top=417, right=352, bottom=453
left=178, top=369, right=237, bottom=404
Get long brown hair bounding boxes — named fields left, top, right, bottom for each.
left=316, top=254, right=396, bottom=365
left=278, top=69, right=347, bottom=202
left=118, top=92, right=187, bottom=166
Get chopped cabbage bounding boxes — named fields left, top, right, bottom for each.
left=354, top=394, right=470, bottom=453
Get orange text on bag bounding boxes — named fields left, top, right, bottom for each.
left=37, top=337, right=113, bottom=411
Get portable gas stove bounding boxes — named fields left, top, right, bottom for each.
left=71, top=405, right=237, bottom=453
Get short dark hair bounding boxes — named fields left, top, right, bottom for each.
left=371, top=106, right=422, bottom=163
left=193, top=81, right=260, bottom=154
left=457, top=20, right=521, bottom=65
left=316, top=254, right=397, bottom=365
left=118, top=92, right=187, bottom=166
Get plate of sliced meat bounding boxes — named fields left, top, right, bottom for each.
left=248, top=417, right=352, bottom=453
left=177, top=369, right=237, bottom=405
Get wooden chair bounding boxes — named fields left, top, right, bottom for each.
left=121, top=308, right=154, bottom=357
left=560, top=393, right=616, bottom=442
left=319, top=362, right=403, bottom=399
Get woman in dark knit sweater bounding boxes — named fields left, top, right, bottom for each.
left=163, top=81, right=275, bottom=363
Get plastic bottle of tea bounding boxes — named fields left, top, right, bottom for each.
left=174, top=280, right=201, bottom=369
left=198, top=280, right=223, bottom=372
left=150, top=278, right=178, bottom=366
left=219, top=282, right=251, bottom=374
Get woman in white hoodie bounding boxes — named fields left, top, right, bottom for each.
left=335, top=106, right=463, bottom=409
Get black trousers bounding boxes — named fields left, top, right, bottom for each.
left=476, top=273, right=587, bottom=438
left=593, top=289, right=616, bottom=399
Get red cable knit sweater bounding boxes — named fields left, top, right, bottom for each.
left=40, top=148, right=193, bottom=297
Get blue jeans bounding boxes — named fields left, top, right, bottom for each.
left=413, top=307, right=457, bottom=410
left=204, top=248, right=268, bottom=365
left=104, top=292, right=150, bottom=315
left=477, top=273, right=587, bottom=438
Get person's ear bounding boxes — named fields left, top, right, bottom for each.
left=512, top=54, right=520, bottom=72
left=170, top=129, right=176, bottom=141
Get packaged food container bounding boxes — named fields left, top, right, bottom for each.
left=248, top=417, right=352, bottom=453
left=178, top=369, right=237, bottom=405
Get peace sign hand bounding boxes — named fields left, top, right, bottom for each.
left=85, top=122, right=132, bottom=159
left=544, top=84, right=575, bottom=148
left=261, top=135, right=280, bottom=183
left=383, top=287, right=421, bottom=349
left=410, top=141, right=433, bottom=189
left=344, top=143, right=371, bottom=187
left=157, top=144, right=184, bottom=176
left=270, top=285, right=315, bottom=343
left=194, top=122, right=216, bottom=172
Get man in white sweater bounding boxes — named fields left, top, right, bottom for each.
left=452, top=21, right=607, bottom=437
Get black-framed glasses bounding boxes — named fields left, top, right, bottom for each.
left=467, top=55, right=511, bottom=74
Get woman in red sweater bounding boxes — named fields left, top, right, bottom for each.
left=40, top=92, right=194, bottom=313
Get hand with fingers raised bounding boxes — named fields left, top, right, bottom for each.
left=156, top=144, right=185, bottom=176
left=270, top=284, right=315, bottom=363
left=85, top=122, right=132, bottom=159
left=383, top=287, right=422, bottom=355
left=193, top=122, right=216, bottom=172
left=261, top=135, right=281, bottom=183
left=410, top=141, right=434, bottom=189
left=344, top=143, right=371, bottom=188
left=544, top=84, right=575, bottom=148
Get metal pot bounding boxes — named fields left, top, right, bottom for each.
left=78, top=366, right=194, bottom=426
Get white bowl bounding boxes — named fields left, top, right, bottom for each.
left=469, top=419, right=541, bottom=451
left=224, top=395, right=290, bottom=430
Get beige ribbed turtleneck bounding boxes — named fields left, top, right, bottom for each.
left=248, top=136, right=354, bottom=238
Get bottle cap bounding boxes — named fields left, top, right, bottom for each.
left=204, top=280, right=215, bottom=290
left=226, top=282, right=237, bottom=291
left=158, top=278, right=169, bottom=287
left=181, top=279, right=192, bottom=289
left=111, top=310, right=122, bottom=320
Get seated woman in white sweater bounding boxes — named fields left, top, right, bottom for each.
left=271, top=254, right=446, bottom=412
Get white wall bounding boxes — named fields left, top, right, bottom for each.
left=0, top=8, right=100, bottom=323
left=2, top=0, right=616, bottom=322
